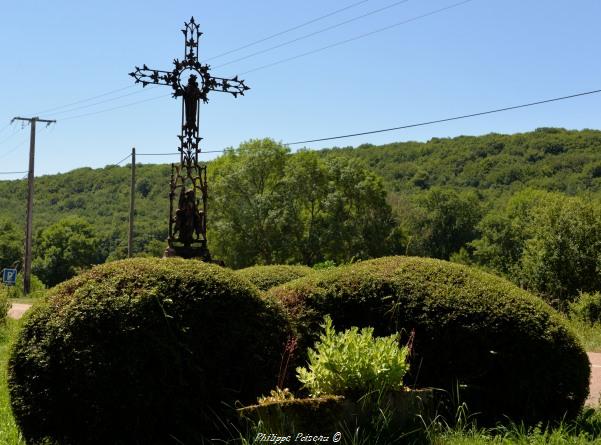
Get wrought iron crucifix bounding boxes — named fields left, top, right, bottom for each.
left=130, top=17, right=249, bottom=261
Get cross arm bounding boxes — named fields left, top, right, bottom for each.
left=207, top=75, right=250, bottom=98
left=129, top=65, right=176, bottom=88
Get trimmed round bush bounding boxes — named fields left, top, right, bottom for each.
left=9, top=258, right=291, bottom=445
left=268, top=256, right=590, bottom=424
left=235, top=264, right=313, bottom=291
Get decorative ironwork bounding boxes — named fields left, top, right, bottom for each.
left=130, top=17, right=249, bottom=260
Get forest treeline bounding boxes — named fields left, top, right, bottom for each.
left=2, top=127, right=601, bottom=307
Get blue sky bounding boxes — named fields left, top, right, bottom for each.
left=0, top=0, right=600, bottom=178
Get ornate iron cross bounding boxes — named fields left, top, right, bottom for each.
left=130, top=17, right=249, bottom=261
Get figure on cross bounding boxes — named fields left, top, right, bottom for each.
left=179, top=74, right=202, bottom=132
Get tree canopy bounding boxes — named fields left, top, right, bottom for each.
left=2, top=128, right=601, bottom=301
left=210, top=139, right=397, bottom=268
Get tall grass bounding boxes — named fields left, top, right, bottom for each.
left=567, top=318, right=601, bottom=353
left=0, top=319, right=25, bottom=444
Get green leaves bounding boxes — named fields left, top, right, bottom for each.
left=297, top=316, right=409, bottom=398
left=0, top=219, right=22, bottom=270
left=32, top=217, right=102, bottom=287
left=210, top=139, right=397, bottom=268
left=473, top=189, right=601, bottom=307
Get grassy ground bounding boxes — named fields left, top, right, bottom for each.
left=568, top=318, right=601, bottom=353
left=0, top=319, right=25, bottom=445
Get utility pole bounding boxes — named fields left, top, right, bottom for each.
left=11, top=116, right=56, bottom=295
left=128, top=147, right=136, bottom=258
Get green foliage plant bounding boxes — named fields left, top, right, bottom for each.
left=8, top=258, right=292, bottom=445
left=407, top=187, right=482, bottom=260
left=235, top=264, right=313, bottom=291
left=297, top=316, right=409, bottom=398
left=0, top=219, right=22, bottom=270
left=257, top=387, right=296, bottom=405
left=312, top=260, right=337, bottom=270
left=473, top=189, right=601, bottom=307
left=268, top=256, right=590, bottom=424
left=0, top=287, right=10, bottom=323
left=210, top=139, right=397, bottom=268
left=1, top=274, right=45, bottom=300
left=570, top=292, right=601, bottom=325
left=32, top=216, right=102, bottom=287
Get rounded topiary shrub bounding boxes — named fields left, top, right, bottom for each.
left=268, top=256, right=590, bottom=424
left=235, top=264, right=313, bottom=291
left=9, top=258, right=291, bottom=445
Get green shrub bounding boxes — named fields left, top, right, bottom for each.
left=2, top=273, right=46, bottom=299
left=8, top=258, right=291, bottom=445
left=268, top=256, right=589, bottom=424
left=312, top=260, right=337, bottom=270
left=297, top=316, right=409, bottom=398
left=0, top=286, right=10, bottom=322
left=235, top=264, right=313, bottom=291
left=570, top=292, right=601, bottom=324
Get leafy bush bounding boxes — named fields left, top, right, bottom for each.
left=472, top=189, right=601, bottom=308
left=268, top=256, right=590, bottom=424
left=0, top=286, right=10, bottom=322
left=235, top=264, right=313, bottom=291
left=32, top=217, right=103, bottom=287
left=1, top=273, right=45, bottom=300
left=297, top=316, right=409, bottom=398
left=8, top=258, right=291, bottom=445
left=570, top=292, right=601, bottom=324
left=312, top=260, right=337, bottom=270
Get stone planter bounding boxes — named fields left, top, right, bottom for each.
left=238, top=388, right=434, bottom=437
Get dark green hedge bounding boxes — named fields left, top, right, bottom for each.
left=267, top=256, right=590, bottom=424
left=235, top=265, right=313, bottom=291
left=8, top=258, right=291, bottom=445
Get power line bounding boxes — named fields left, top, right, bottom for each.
left=284, top=88, right=601, bottom=145
left=136, top=149, right=226, bottom=156
left=0, top=125, right=50, bottom=161
left=0, top=137, right=28, bottom=161
left=114, top=153, right=132, bottom=166
left=60, top=94, right=172, bottom=122
left=57, top=86, right=601, bottom=169
left=205, top=0, right=370, bottom=62
left=20, top=2, right=366, bottom=119
left=0, top=122, right=11, bottom=137
left=9, top=0, right=427, bottom=125
left=0, top=171, right=27, bottom=175
left=214, top=0, right=410, bottom=70
left=20, top=1, right=368, bottom=120
left=240, top=0, right=475, bottom=75
left=51, top=87, right=155, bottom=117
left=33, top=85, right=135, bottom=115
left=0, top=125, right=24, bottom=146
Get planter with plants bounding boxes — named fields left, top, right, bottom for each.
left=238, top=316, right=433, bottom=438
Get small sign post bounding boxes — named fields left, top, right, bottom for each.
left=2, top=268, right=17, bottom=286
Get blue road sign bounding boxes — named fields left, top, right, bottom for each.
left=2, top=268, right=17, bottom=286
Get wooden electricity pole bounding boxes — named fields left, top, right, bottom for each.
left=11, top=116, right=56, bottom=295
left=128, top=147, right=136, bottom=258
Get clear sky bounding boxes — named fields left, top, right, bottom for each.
left=0, top=0, right=600, bottom=179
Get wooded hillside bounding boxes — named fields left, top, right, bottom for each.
left=2, top=128, right=601, bottom=305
